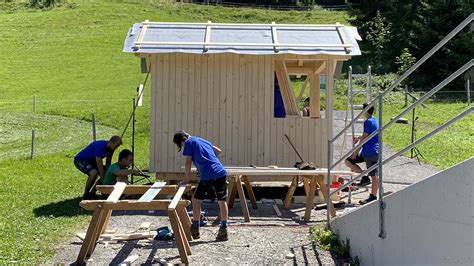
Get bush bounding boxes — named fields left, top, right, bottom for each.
left=310, top=227, right=355, bottom=263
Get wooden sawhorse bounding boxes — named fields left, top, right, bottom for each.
left=75, top=183, right=193, bottom=265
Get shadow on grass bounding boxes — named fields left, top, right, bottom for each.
left=33, top=196, right=90, bottom=218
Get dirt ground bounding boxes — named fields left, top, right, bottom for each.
left=51, top=111, right=439, bottom=265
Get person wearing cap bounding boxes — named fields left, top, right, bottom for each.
left=173, top=130, right=229, bottom=241
left=74, top=135, right=122, bottom=199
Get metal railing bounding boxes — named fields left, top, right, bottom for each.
left=326, top=13, right=474, bottom=238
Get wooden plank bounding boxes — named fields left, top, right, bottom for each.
left=76, top=208, right=103, bottom=264
left=263, top=56, right=272, bottom=166
left=203, top=20, right=212, bottom=52
left=166, top=53, right=175, bottom=171
left=271, top=22, right=279, bottom=52
left=79, top=200, right=190, bottom=211
left=182, top=54, right=189, bottom=141
left=138, top=222, right=151, bottom=230
left=274, top=60, right=299, bottom=116
left=225, top=53, right=233, bottom=165
left=326, top=58, right=335, bottom=140
left=106, top=182, right=127, bottom=203
left=314, top=61, right=326, bottom=74
left=270, top=58, right=277, bottom=165
left=242, top=176, right=257, bottom=209
left=219, top=54, right=226, bottom=162
left=257, top=55, right=265, bottom=166
left=201, top=54, right=208, bottom=139
left=177, top=205, right=193, bottom=240
left=138, top=182, right=166, bottom=202
left=250, top=55, right=258, bottom=165
left=232, top=54, right=239, bottom=165
left=120, top=254, right=139, bottom=266
left=135, top=19, right=149, bottom=49
left=238, top=55, right=246, bottom=165
left=283, top=176, right=298, bottom=209
left=315, top=175, right=336, bottom=217
left=296, top=76, right=309, bottom=103
left=168, top=185, right=187, bottom=211
left=150, top=55, right=157, bottom=171
left=336, top=23, right=351, bottom=54
left=194, top=55, right=202, bottom=137
left=206, top=55, right=214, bottom=141
left=175, top=53, right=183, bottom=170
left=235, top=175, right=251, bottom=222
left=211, top=55, right=220, bottom=143
left=99, top=210, right=112, bottom=235
left=227, top=177, right=237, bottom=208
left=186, top=54, right=193, bottom=136
left=160, top=54, right=170, bottom=171
left=304, top=176, right=318, bottom=221
left=96, top=185, right=189, bottom=195
left=168, top=210, right=189, bottom=264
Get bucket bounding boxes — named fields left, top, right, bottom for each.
left=330, top=181, right=341, bottom=201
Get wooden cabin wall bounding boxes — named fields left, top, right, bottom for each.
left=150, top=53, right=331, bottom=173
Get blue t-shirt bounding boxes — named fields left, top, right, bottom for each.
left=182, top=136, right=227, bottom=181
left=75, top=140, right=111, bottom=161
left=361, top=116, right=380, bottom=157
left=274, top=85, right=286, bottom=118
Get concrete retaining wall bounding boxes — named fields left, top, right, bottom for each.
left=332, top=157, right=474, bottom=265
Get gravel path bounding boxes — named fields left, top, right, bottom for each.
left=51, top=111, right=440, bottom=265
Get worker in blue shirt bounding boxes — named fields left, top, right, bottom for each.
left=74, top=136, right=122, bottom=199
left=345, top=103, right=380, bottom=205
left=173, top=130, right=229, bottom=241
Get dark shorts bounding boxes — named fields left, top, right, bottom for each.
left=193, top=176, right=228, bottom=201
left=346, top=154, right=378, bottom=177
left=74, top=159, right=97, bottom=175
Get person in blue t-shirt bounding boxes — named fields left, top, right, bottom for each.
left=344, top=103, right=379, bottom=205
left=74, top=136, right=122, bottom=199
left=173, top=130, right=229, bottom=241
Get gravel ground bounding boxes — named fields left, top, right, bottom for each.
left=51, top=111, right=440, bottom=265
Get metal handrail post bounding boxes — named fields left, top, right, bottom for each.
left=378, top=93, right=386, bottom=239
left=368, top=65, right=373, bottom=101
left=349, top=66, right=355, bottom=148
left=467, top=79, right=471, bottom=106
left=326, top=139, right=332, bottom=228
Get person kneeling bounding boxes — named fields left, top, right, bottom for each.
left=173, top=130, right=229, bottom=242
left=103, top=149, right=140, bottom=185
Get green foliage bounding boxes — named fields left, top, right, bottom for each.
left=309, top=227, right=352, bottom=260
left=363, top=10, right=392, bottom=72
left=395, top=48, right=416, bottom=77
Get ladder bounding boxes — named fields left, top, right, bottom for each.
left=340, top=66, right=373, bottom=158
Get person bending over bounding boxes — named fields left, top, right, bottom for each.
left=173, top=130, right=229, bottom=241
left=344, top=103, right=380, bottom=205
left=74, top=136, right=122, bottom=199
left=103, top=149, right=140, bottom=185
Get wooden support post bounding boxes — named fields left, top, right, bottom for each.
left=315, top=175, right=336, bottom=218
left=30, top=129, right=35, bottom=160
left=303, top=177, right=310, bottom=196
left=284, top=176, right=298, bottom=209
left=310, top=73, right=321, bottom=118
left=234, top=175, right=250, bottom=222
left=99, top=210, right=113, bottom=235
left=227, top=177, right=238, bottom=208
left=76, top=208, right=103, bottom=264
left=177, top=205, right=193, bottom=241
left=242, top=176, right=257, bottom=209
left=168, top=210, right=189, bottom=263
left=304, top=176, right=318, bottom=221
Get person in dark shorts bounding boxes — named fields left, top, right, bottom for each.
left=103, top=149, right=140, bottom=185
left=173, top=130, right=229, bottom=241
left=74, top=136, right=122, bottom=199
left=345, top=103, right=380, bottom=205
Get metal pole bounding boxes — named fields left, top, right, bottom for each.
left=410, top=106, right=415, bottom=158
left=131, top=98, right=136, bottom=184
left=349, top=66, right=355, bottom=148
left=326, top=139, right=332, bottom=229
left=33, top=95, right=36, bottom=113
left=91, top=113, right=96, bottom=141
left=404, top=86, right=408, bottom=108
left=378, top=94, right=386, bottom=239
left=467, top=79, right=471, bottom=106
left=368, top=65, right=372, bottom=102
left=30, top=129, right=35, bottom=159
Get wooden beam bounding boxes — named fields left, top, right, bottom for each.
left=314, top=61, right=326, bottom=74
left=283, top=176, right=298, bottom=209
left=310, top=73, right=321, bottom=118
left=336, top=22, right=352, bottom=54
left=143, top=21, right=347, bottom=28
left=79, top=200, right=190, bottom=211
left=296, top=76, right=310, bottom=103
left=326, top=58, right=335, bottom=138
left=286, top=67, right=314, bottom=74
left=274, top=60, right=300, bottom=116
left=298, top=60, right=303, bottom=67
left=135, top=19, right=149, bottom=49
left=168, top=185, right=187, bottom=211
left=136, top=40, right=353, bottom=49
left=271, top=22, right=279, bottom=52
left=105, top=182, right=127, bottom=203
left=96, top=185, right=189, bottom=195
left=203, top=20, right=212, bottom=52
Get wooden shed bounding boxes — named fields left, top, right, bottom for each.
left=123, top=21, right=362, bottom=178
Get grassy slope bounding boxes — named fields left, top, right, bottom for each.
left=0, top=2, right=349, bottom=263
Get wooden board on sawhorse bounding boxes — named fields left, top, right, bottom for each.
left=76, top=182, right=193, bottom=265
left=227, top=175, right=258, bottom=222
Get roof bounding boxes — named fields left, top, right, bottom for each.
left=123, top=21, right=362, bottom=56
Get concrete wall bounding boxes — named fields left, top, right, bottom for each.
left=332, top=157, right=474, bottom=266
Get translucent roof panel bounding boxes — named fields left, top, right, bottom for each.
left=123, top=22, right=362, bottom=56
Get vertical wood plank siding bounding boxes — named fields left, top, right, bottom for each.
left=151, top=53, right=333, bottom=173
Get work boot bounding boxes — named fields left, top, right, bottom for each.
left=359, top=194, right=377, bottom=205
left=190, top=224, right=200, bottom=239
left=216, top=227, right=228, bottom=241
left=356, top=176, right=371, bottom=187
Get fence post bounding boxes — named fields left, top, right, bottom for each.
left=33, top=95, right=36, bottom=113
left=92, top=113, right=96, bottom=141
left=378, top=93, right=386, bottom=239
left=30, top=129, right=35, bottom=159
left=467, top=79, right=471, bottom=106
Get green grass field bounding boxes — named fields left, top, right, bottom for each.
left=0, top=1, right=349, bottom=263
